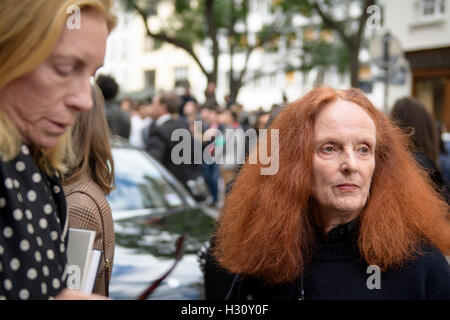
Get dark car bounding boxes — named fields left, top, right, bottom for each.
left=107, top=139, right=217, bottom=300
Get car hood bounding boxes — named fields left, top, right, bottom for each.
left=109, top=208, right=215, bottom=300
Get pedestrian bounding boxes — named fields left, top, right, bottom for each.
left=96, top=74, right=131, bottom=140
left=146, top=92, right=202, bottom=195
left=217, top=110, right=244, bottom=191
left=63, top=84, right=115, bottom=297
left=129, top=100, right=152, bottom=149
left=204, top=81, right=218, bottom=109
left=390, top=97, right=449, bottom=203
left=179, top=82, right=197, bottom=116
left=0, top=0, right=115, bottom=300
left=179, top=100, right=199, bottom=134
left=438, top=123, right=450, bottom=185
left=201, top=106, right=221, bottom=206
left=205, top=87, right=450, bottom=300
left=119, top=97, right=132, bottom=113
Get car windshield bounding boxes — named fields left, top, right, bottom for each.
left=107, top=147, right=190, bottom=211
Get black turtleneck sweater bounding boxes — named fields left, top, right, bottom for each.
left=212, top=219, right=450, bottom=300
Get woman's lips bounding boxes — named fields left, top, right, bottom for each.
left=336, top=183, right=359, bottom=191
left=47, top=119, right=70, bottom=135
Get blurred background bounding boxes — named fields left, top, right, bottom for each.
left=100, top=0, right=450, bottom=126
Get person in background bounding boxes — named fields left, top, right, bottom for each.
left=205, top=87, right=450, bottom=300
left=438, top=123, right=450, bottom=185
left=201, top=106, right=221, bottom=207
left=63, top=84, right=115, bottom=296
left=147, top=92, right=201, bottom=194
left=204, top=81, right=218, bottom=109
left=180, top=100, right=200, bottom=135
left=217, top=110, right=244, bottom=191
left=141, top=98, right=158, bottom=150
left=390, top=97, right=449, bottom=203
left=119, top=97, right=132, bottom=113
left=224, top=94, right=233, bottom=109
left=0, top=0, right=115, bottom=300
left=254, top=112, right=270, bottom=136
left=129, top=100, right=152, bottom=149
left=96, top=74, right=131, bottom=140
left=179, top=82, right=197, bottom=116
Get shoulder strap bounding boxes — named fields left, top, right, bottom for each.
left=66, top=190, right=110, bottom=297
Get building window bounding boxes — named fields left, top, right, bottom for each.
left=174, top=67, right=188, bottom=88
left=144, top=37, right=153, bottom=52
left=419, top=0, right=446, bottom=22
left=145, top=70, right=155, bottom=90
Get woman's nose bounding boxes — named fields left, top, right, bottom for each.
left=340, top=151, right=358, bottom=173
left=67, top=76, right=93, bottom=112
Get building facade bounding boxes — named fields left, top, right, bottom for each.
left=385, top=0, right=450, bottom=128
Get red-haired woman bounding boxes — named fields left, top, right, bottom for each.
left=205, top=87, right=450, bottom=300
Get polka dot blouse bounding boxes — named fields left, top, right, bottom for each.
left=0, top=145, right=68, bottom=300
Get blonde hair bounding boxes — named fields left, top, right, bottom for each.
left=0, top=0, right=116, bottom=176
left=64, top=84, right=115, bottom=194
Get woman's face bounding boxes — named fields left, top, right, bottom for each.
left=0, top=9, right=109, bottom=149
left=311, top=99, right=376, bottom=219
left=257, top=114, right=270, bottom=130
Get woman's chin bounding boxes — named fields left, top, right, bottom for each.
left=30, top=134, right=61, bottom=150
left=334, top=199, right=365, bottom=216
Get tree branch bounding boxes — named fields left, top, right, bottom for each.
left=312, top=0, right=352, bottom=48
left=237, top=0, right=253, bottom=85
left=355, top=0, right=376, bottom=48
left=205, top=0, right=219, bottom=83
left=132, top=2, right=210, bottom=78
left=237, top=45, right=255, bottom=86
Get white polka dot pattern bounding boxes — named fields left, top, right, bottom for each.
left=1, top=145, right=68, bottom=299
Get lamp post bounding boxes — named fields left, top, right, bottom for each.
left=369, top=30, right=403, bottom=114
left=382, top=31, right=391, bottom=113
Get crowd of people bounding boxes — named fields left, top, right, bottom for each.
left=95, top=75, right=278, bottom=207
left=0, top=0, right=449, bottom=301
left=96, top=73, right=450, bottom=211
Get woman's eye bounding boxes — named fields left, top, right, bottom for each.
left=358, top=146, right=369, bottom=154
left=323, top=146, right=334, bottom=153
left=54, top=65, right=74, bottom=76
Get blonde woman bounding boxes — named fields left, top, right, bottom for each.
left=63, top=84, right=115, bottom=296
left=0, top=0, right=115, bottom=300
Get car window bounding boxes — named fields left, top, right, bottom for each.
left=107, top=148, right=186, bottom=211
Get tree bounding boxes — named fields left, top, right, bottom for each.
left=273, top=0, right=376, bottom=87
left=121, top=0, right=279, bottom=105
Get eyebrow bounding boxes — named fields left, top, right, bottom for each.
left=315, top=137, right=376, bottom=147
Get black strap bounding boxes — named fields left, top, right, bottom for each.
left=225, top=273, right=241, bottom=300
left=297, top=276, right=305, bottom=300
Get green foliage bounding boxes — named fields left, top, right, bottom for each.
left=121, top=0, right=254, bottom=49
left=299, top=32, right=351, bottom=75
left=272, top=0, right=313, bottom=17
left=174, top=0, right=190, bottom=12
left=271, top=0, right=374, bottom=79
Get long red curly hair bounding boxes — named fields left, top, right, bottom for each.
left=213, top=87, right=450, bottom=285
